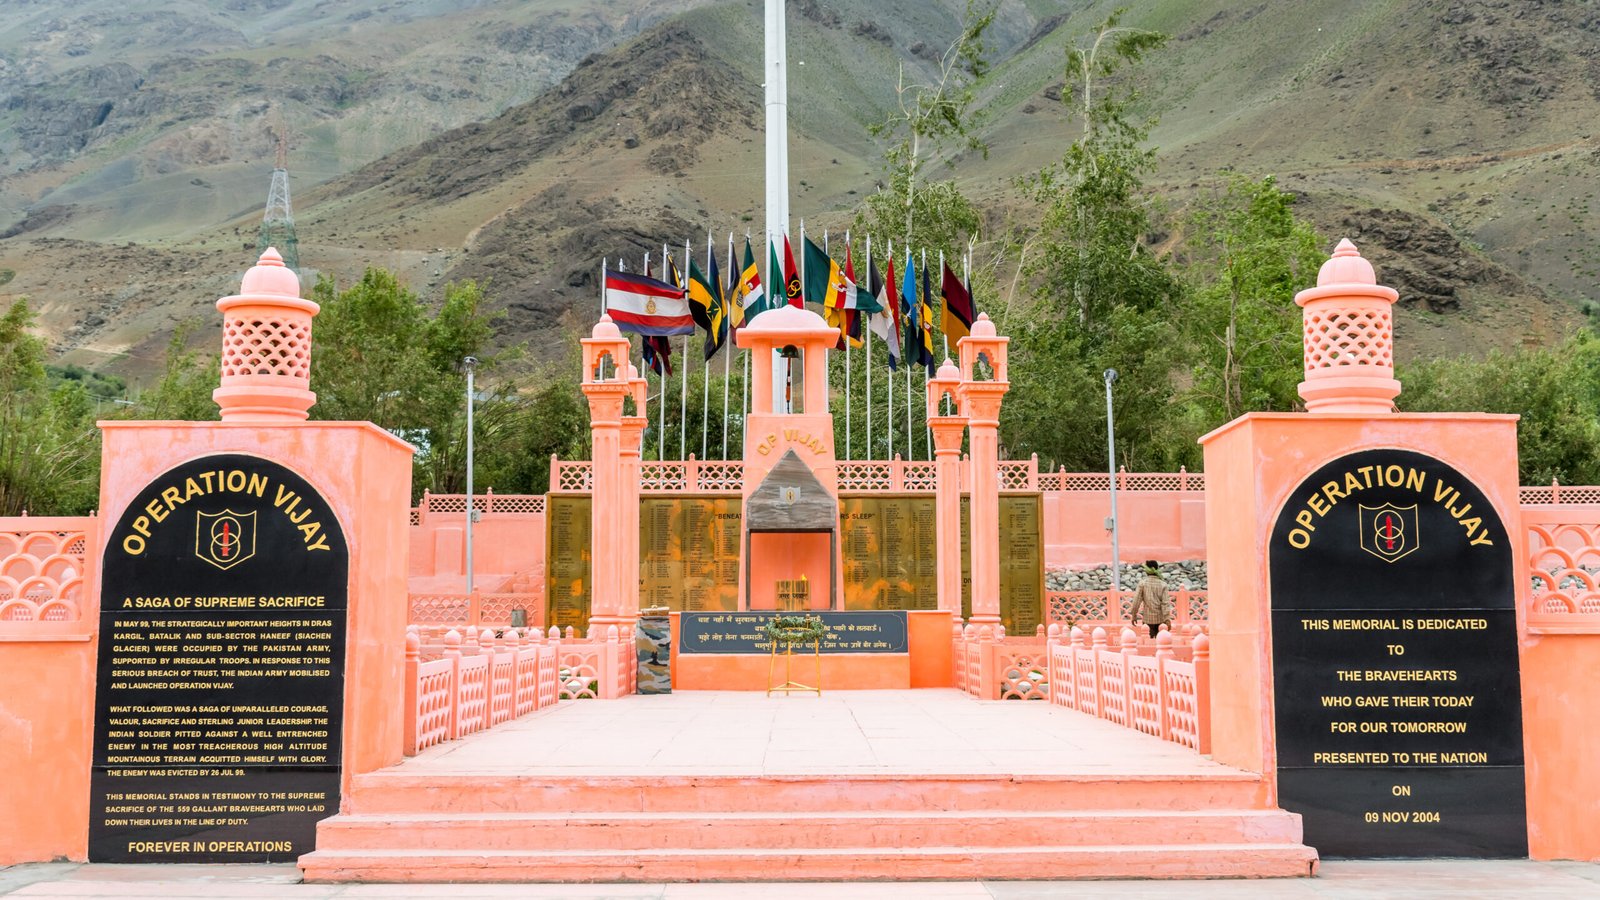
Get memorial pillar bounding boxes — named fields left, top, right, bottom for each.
left=83, top=248, right=413, bottom=864
left=619, top=364, right=648, bottom=627
left=956, top=315, right=1009, bottom=628
left=927, top=361, right=966, bottom=617
left=1201, top=239, right=1529, bottom=858
left=580, top=317, right=630, bottom=633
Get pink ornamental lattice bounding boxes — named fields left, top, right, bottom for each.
left=1295, top=239, right=1401, bottom=414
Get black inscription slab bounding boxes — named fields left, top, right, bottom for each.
left=91, top=455, right=348, bottom=863
left=1269, top=448, right=1524, bottom=858
left=679, top=611, right=908, bottom=654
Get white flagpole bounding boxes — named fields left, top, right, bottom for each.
left=702, top=231, right=712, bottom=461
left=722, top=231, right=733, bottom=459
left=865, top=233, right=872, bottom=459
left=843, top=230, right=851, bottom=460
left=886, top=239, right=894, bottom=457
left=660, top=243, right=669, bottom=459
left=600, top=259, right=607, bottom=315
left=682, top=239, right=691, bottom=458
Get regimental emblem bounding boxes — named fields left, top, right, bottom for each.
left=1359, top=503, right=1419, bottom=563
left=645, top=297, right=657, bottom=314
left=195, top=509, right=257, bottom=570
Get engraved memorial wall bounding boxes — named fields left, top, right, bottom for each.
left=1269, top=448, right=1525, bottom=857
left=90, top=454, right=348, bottom=863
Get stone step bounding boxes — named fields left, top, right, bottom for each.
left=316, top=808, right=1303, bottom=852
left=298, top=844, right=1320, bottom=882
left=345, top=772, right=1270, bottom=814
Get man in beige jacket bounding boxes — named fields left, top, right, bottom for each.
left=1130, top=560, right=1172, bottom=639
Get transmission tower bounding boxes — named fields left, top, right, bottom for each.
left=257, top=125, right=300, bottom=273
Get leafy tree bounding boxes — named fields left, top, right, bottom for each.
left=1177, top=175, right=1324, bottom=425
left=1401, top=331, right=1600, bottom=484
left=0, top=299, right=101, bottom=515
left=1002, top=10, right=1181, bottom=471
left=130, top=322, right=221, bottom=421
left=853, top=0, right=995, bottom=259
left=310, top=270, right=513, bottom=498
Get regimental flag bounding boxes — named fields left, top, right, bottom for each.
left=842, top=245, right=863, bottom=348
left=688, top=255, right=726, bottom=361
left=940, top=260, right=974, bottom=344
left=642, top=334, right=674, bottom=375
left=901, top=248, right=920, bottom=366
left=869, top=253, right=901, bottom=370
left=782, top=235, right=803, bottom=308
left=920, top=256, right=938, bottom=373
left=731, top=239, right=764, bottom=329
left=802, top=235, right=845, bottom=309
left=604, top=268, right=693, bottom=337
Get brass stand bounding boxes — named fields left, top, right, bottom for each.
left=767, top=636, right=822, bottom=696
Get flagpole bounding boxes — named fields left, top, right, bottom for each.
left=661, top=243, right=669, bottom=460
left=864, top=233, right=872, bottom=459
left=600, top=259, right=607, bottom=315
left=886, top=239, right=894, bottom=457
left=702, top=230, right=711, bottom=461
left=682, top=238, right=691, bottom=458
left=842, top=229, right=851, bottom=460
left=722, top=231, right=733, bottom=460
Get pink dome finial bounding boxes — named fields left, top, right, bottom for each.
left=1295, top=238, right=1400, bottom=414
left=213, top=247, right=321, bottom=421
left=239, top=247, right=302, bottom=298
left=971, top=312, right=997, bottom=337
left=1317, top=238, right=1375, bottom=287
left=591, top=314, right=623, bottom=341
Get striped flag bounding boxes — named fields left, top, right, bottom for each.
left=868, top=254, right=901, bottom=370
left=940, top=260, right=974, bottom=344
left=605, top=269, right=693, bottom=337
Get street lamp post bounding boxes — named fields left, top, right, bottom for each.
left=1104, top=368, right=1120, bottom=595
left=464, top=356, right=478, bottom=595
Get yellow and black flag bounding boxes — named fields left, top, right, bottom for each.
left=688, top=255, right=726, bottom=361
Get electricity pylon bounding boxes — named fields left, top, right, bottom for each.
left=257, top=126, right=300, bottom=273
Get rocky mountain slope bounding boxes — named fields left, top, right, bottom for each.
left=0, top=0, right=1594, bottom=380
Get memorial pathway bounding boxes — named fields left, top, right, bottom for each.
left=393, top=688, right=1237, bottom=777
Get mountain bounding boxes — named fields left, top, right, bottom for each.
left=1, top=0, right=1595, bottom=381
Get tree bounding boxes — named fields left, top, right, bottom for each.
left=310, top=269, right=512, bottom=498
left=1178, top=175, right=1324, bottom=424
left=1002, top=10, right=1181, bottom=471
left=0, top=299, right=101, bottom=515
left=853, top=0, right=995, bottom=259
left=1401, top=331, right=1600, bottom=484
left=130, top=322, right=221, bottom=421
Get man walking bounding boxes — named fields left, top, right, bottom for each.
left=1131, top=560, right=1172, bottom=639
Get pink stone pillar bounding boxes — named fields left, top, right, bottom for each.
left=619, top=364, right=648, bottom=627
left=926, top=360, right=966, bottom=616
left=213, top=247, right=319, bottom=421
left=1296, top=239, right=1401, bottom=414
left=956, top=314, right=1010, bottom=628
left=580, top=317, right=630, bottom=632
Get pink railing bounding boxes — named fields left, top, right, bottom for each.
left=951, top=623, right=1050, bottom=701
left=0, top=516, right=97, bottom=632
left=538, top=456, right=1212, bottom=494
left=1048, top=624, right=1211, bottom=753
left=555, top=624, right=637, bottom=700
left=1046, top=589, right=1208, bottom=629
left=1520, top=480, right=1600, bottom=505
left=404, top=625, right=563, bottom=756
left=1525, top=512, right=1600, bottom=634
left=413, top=490, right=545, bottom=524
left=409, top=591, right=544, bottom=628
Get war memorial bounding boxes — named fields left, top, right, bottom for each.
left=0, top=229, right=1598, bottom=884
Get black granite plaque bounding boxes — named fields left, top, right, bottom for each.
left=678, top=611, right=909, bottom=654
left=90, top=455, right=348, bottom=863
left=1268, top=448, right=1525, bottom=858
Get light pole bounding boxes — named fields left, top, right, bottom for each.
left=1104, top=368, right=1120, bottom=596
left=463, top=356, right=478, bottom=596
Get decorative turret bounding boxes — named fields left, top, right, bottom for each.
left=1295, top=239, right=1401, bottom=414
left=213, top=247, right=319, bottom=422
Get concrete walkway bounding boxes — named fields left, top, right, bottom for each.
left=4, top=861, right=1600, bottom=898
left=393, top=689, right=1235, bottom=777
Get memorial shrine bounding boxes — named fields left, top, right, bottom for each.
left=1, top=237, right=1599, bottom=882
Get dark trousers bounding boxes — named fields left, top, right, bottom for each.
left=1148, top=623, right=1161, bottom=639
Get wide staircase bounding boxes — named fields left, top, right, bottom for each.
left=298, top=769, right=1318, bottom=881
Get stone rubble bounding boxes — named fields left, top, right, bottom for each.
left=1046, top=560, right=1207, bottom=593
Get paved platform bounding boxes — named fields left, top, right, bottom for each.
left=4, top=861, right=1599, bottom=897
left=393, top=689, right=1237, bottom=777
